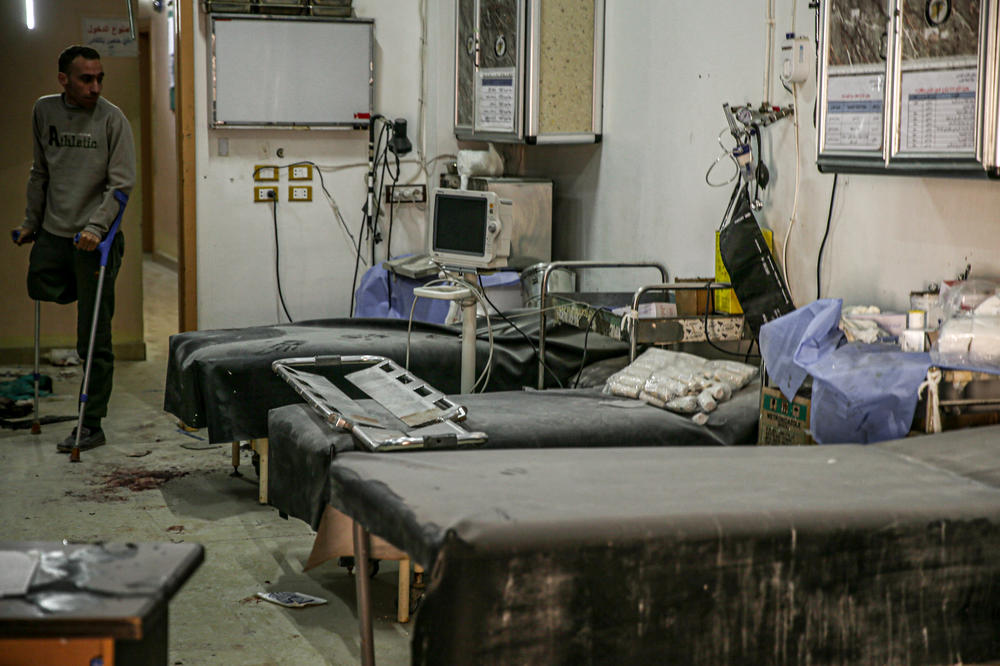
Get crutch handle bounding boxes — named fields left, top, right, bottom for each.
left=74, top=190, right=129, bottom=267
left=11, top=229, right=34, bottom=244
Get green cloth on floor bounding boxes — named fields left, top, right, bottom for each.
left=0, top=374, right=53, bottom=401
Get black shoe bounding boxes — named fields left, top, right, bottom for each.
left=57, top=426, right=106, bottom=453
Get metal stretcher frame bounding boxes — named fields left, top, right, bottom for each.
left=272, top=355, right=487, bottom=452
left=537, top=261, right=668, bottom=388
left=536, top=262, right=750, bottom=388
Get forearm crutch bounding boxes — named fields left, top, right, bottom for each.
left=10, top=229, right=41, bottom=435
left=70, top=189, right=128, bottom=462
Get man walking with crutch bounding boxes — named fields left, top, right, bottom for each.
left=11, top=45, right=135, bottom=454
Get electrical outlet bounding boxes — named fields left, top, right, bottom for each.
left=289, top=164, right=313, bottom=181
left=254, top=186, right=277, bottom=202
left=254, top=164, right=278, bottom=181
left=289, top=185, right=313, bottom=202
left=385, top=184, right=427, bottom=203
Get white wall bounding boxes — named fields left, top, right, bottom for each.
left=192, top=0, right=458, bottom=329
left=517, top=1, right=1000, bottom=311
left=192, top=1, right=1000, bottom=329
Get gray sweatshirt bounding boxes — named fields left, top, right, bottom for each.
left=24, top=94, right=135, bottom=239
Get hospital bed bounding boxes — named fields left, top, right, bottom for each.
left=265, top=382, right=760, bottom=623
left=271, top=413, right=1000, bottom=665
left=163, top=315, right=629, bottom=496
left=266, top=385, right=762, bottom=529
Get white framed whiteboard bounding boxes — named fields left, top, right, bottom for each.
left=210, top=15, right=373, bottom=128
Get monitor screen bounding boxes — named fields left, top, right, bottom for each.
left=433, top=194, right=488, bottom=255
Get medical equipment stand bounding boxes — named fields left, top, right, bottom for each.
left=70, top=189, right=128, bottom=462
left=413, top=284, right=478, bottom=393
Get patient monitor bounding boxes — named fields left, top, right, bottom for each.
left=429, top=188, right=514, bottom=270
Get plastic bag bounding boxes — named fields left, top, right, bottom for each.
left=665, top=395, right=700, bottom=413
left=703, top=359, right=758, bottom=389
left=940, top=279, right=998, bottom=319
left=606, top=350, right=755, bottom=418
left=934, top=315, right=1000, bottom=368
left=605, top=349, right=705, bottom=399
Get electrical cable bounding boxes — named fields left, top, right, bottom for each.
left=573, top=306, right=602, bottom=389
left=816, top=173, right=839, bottom=300
left=348, top=214, right=368, bottom=317
left=252, top=162, right=366, bottom=267
left=476, top=275, right=564, bottom=389
left=291, top=161, right=365, bottom=262
left=369, top=121, right=391, bottom=264
left=270, top=196, right=294, bottom=323
left=386, top=199, right=396, bottom=307
left=416, top=0, right=427, bottom=167
left=702, top=281, right=761, bottom=360
left=349, top=118, right=390, bottom=313
left=781, top=82, right=802, bottom=306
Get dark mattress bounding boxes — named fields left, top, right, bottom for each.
left=163, top=315, right=627, bottom=443
left=266, top=384, right=762, bottom=530
left=275, top=407, right=1000, bottom=665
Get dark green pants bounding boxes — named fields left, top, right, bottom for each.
left=27, top=228, right=124, bottom=429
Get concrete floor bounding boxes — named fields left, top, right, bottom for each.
left=0, top=257, right=411, bottom=665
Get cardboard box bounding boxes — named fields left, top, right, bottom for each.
left=715, top=229, right=774, bottom=314
left=674, top=278, right=713, bottom=315
left=758, top=385, right=815, bottom=446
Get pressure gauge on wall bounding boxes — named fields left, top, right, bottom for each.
left=926, top=0, right=951, bottom=26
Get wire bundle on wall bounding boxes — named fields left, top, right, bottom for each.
left=349, top=115, right=407, bottom=317
left=254, top=161, right=368, bottom=323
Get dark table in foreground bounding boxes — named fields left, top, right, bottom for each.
left=327, top=429, right=1000, bottom=665
left=0, top=542, right=203, bottom=666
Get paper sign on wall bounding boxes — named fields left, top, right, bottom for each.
left=82, top=17, right=137, bottom=58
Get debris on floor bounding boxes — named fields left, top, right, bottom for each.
left=126, top=450, right=152, bottom=458
left=0, top=375, right=52, bottom=402
left=180, top=442, right=220, bottom=451
left=256, top=591, right=327, bottom=608
left=103, top=466, right=190, bottom=492
left=1, top=414, right=76, bottom=430
left=47, top=349, right=81, bottom=366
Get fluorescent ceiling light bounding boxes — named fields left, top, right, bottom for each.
left=25, top=0, right=35, bottom=30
